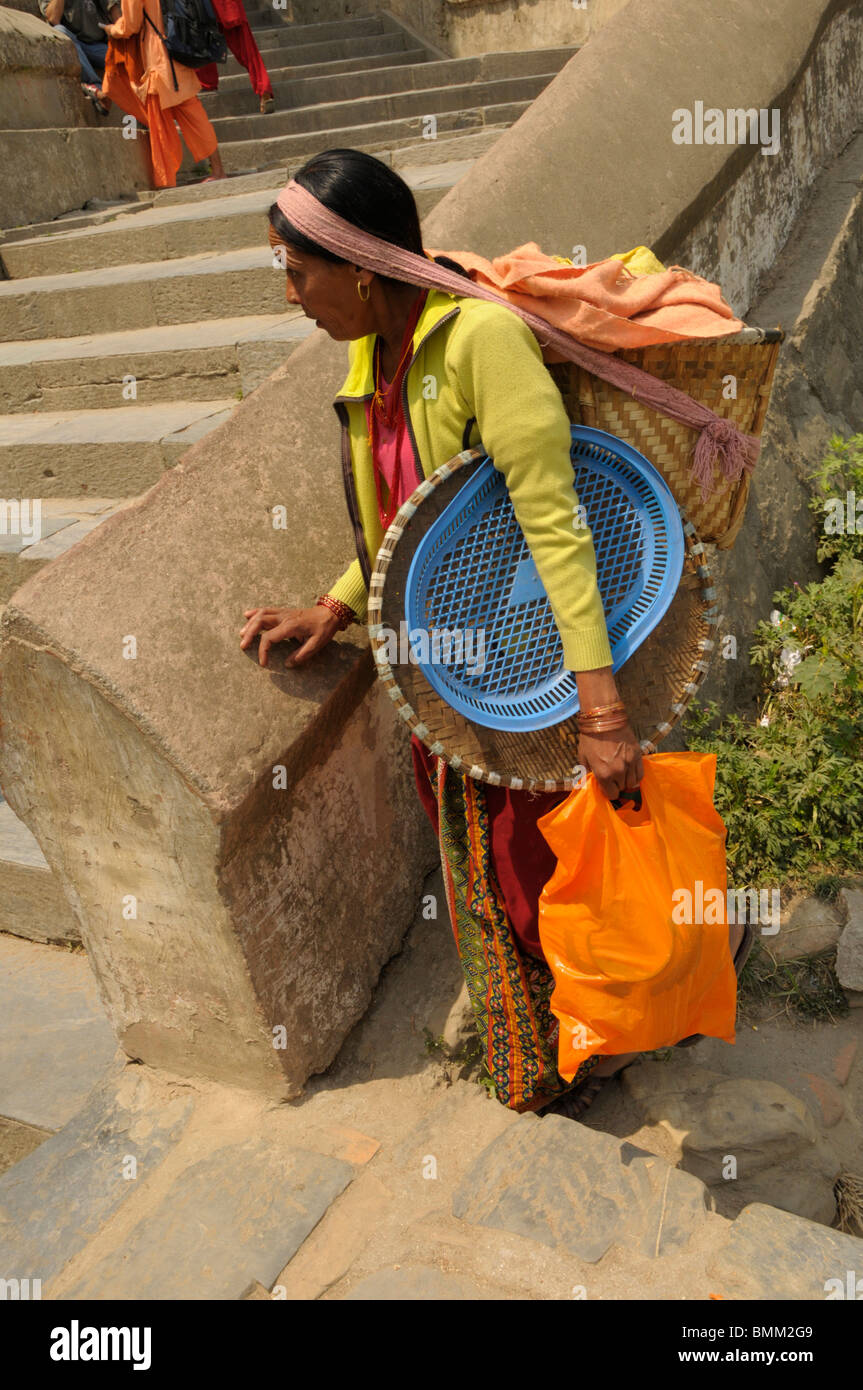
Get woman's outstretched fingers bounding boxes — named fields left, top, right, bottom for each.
left=239, top=607, right=278, bottom=648
left=258, top=617, right=298, bottom=667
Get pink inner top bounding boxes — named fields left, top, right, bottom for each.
left=365, top=366, right=423, bottom=515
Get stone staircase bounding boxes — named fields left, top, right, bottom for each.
left=0, top=9, right=577, bottom=937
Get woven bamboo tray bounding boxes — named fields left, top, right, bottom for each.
left=547, top=327, right=782, bottom=549
left=369, top=449, right=718, bottom=792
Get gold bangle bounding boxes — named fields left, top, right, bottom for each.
left=578, top=700, right=626, bottom=720
left=578, top=715, right=630, bottom=734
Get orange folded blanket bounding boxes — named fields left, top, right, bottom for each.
left=431, top=243, right=745, bottom=353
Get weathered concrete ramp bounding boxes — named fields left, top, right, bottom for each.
left=2, top=0, right=863, bottom=1100
left=0, top=359, right=436, bottom=1094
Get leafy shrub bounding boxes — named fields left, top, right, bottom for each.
left=684, top=434, right=863, bottom=888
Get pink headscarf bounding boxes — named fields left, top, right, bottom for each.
left=275, top=180, right=761, bottom=497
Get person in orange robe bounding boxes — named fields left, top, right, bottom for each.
left=100, top=0, right=226, bottom=188
left=196, top=0, right=274, bottom=114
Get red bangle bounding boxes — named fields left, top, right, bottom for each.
left=316, top=595, right=356, bottom=631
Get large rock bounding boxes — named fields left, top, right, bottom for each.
left=708, top=1202, right=863, bottom=1300
left=837, top=889, right=863, bottom=992
left=624, top=1060, right=841, bottom=1224
left=453, top=1112, right=714, bottom=1262
left=769, top=892, right=846, bottom=963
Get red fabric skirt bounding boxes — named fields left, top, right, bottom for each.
left=411, top=735, right=566, bottom=959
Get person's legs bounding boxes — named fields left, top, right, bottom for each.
left=171, top=96, right=225, bottom=178
left=54, top=24, right=103, bottom=86
left=223, top=20, right=273, bottom=98
left=144, top=93, right=183, bottom=188
left=79, top=37, right=108, bottom=81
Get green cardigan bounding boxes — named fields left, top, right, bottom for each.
left=326, top=288, right=613, bottom=673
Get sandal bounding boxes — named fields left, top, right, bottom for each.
left=675, top=921, right=756, bottom=1048
left=81, top=82, right=110, bottom=117
left=540, top=1057, right=639, bottom=1121
left=259, top=94, right=275, bottom=114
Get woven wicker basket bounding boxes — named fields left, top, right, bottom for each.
left=547, top=327, right=782, bottom=549
left=369, top=449, right=718, bottom=791
left=369, top=328, right=783, bottom=789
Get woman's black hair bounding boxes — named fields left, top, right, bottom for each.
left=268, top=148, right=471, bottom=286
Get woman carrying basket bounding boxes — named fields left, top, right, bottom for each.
left=240, top=148, right=747, bottom=1117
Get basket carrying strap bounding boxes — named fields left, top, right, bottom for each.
left=143, top=9, right=180, bottom=91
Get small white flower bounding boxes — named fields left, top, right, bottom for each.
left=758, top=715, right=770, bottom=727
left=769, top=610, right=783, bottom=627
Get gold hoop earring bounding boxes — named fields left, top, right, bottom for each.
left=357, top=281, right=370, bottom=302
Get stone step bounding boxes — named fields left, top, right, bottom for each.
left=0, top=401, right=236, bottom=497
left=1, top=170, right=455, bottom=279
left=0, top=246, right=287, bottom=339
left=203, top=49, right=575, bottom=121
left=212, top=45, right=429, bottom=97
left=2, top=188, right=290, bottom=279
left=225, top=28, right=412, bottom=70
left=0, top=800, right=79, bottom=944
left=243, top=12, right=390, bottom=49
left=0, top=194, right=158, bottom=251
left=0, top=313, right=314, bottom=413
left=207, top=72, right=551, bottom=142
left=0, top=497, right=135, bottom=601
left=216, top=100, right=531, bottom=173
left=0, top=932, right=117, bottom=1131
left=154, top=125, right=503, bottom=206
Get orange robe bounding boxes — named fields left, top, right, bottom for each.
left=102, top=0, right=218, bottom=188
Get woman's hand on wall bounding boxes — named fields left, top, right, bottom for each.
left=239, top=605, right=339, bottom=668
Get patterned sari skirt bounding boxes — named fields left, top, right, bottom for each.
left=411, top=736, right=599, bottom=1112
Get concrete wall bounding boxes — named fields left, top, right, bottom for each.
left=0, top=6, right=151, bottom=229
left=2, top=0, right=862, bottom=1094
left=285, top=0, right=630, bottom=56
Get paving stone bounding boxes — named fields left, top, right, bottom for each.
left=452, top=1113, right=712, bottom=1263
left=0, top=802, right=79, bottom=947
left=0, top=933, right=117, bottom=1128
left=804, top=1072, right=846, bottom=1128
left=833, top=1040, right=858, bottom=1087
left=59, top=1138, right=355, bottom=1300
left=343, top=1265, right=487, bottom=1300
left=0, top=515, right=77, bottom=556
left=707, top=1203, right=863, bottom=1300
left=0, top=1061, right=193, bottom=1284
left=19, top=511, right=128, bottom=562
left=0, top=1115, right=51, bottom=1179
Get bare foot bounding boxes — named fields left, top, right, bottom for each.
left=207, top=147, right=226, bottom=180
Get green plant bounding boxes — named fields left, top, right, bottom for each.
left=683, top=435, right=863, bottom=889
left=737, top=944, right=848, bottom=1023
left=422, top=1027, right=496, bottom=1098
left=807, top=431, right=863, bottom=564
left=813, top=874, right=843, bottom=902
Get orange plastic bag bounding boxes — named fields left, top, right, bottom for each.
left=537, top=752, right=737, bottom=1081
